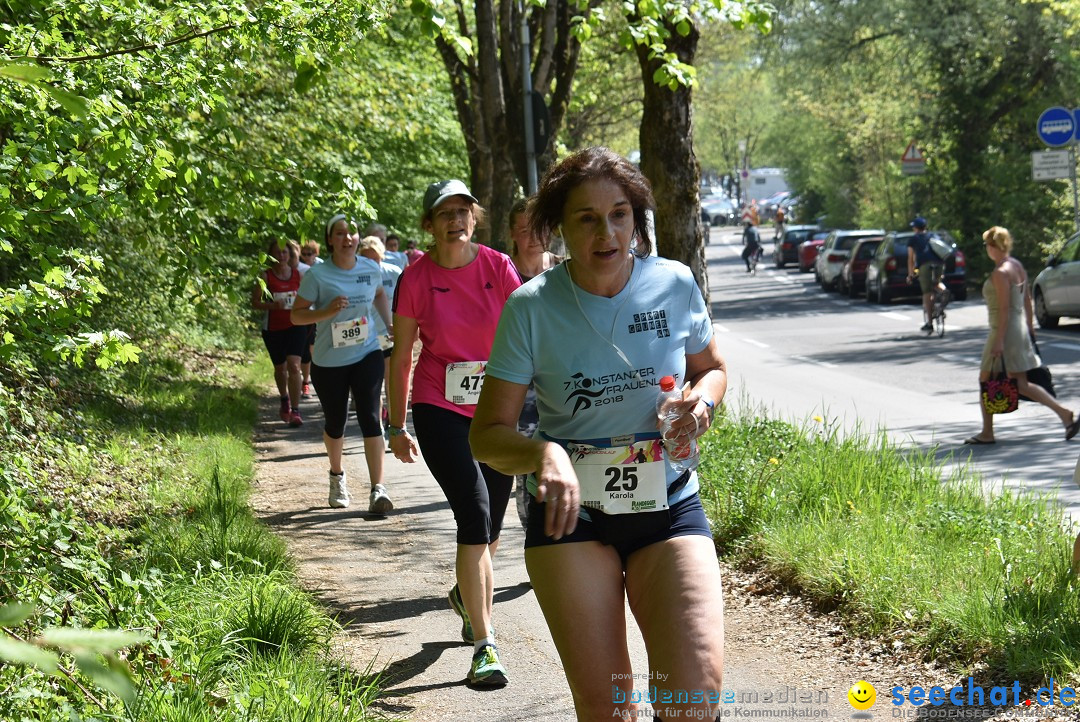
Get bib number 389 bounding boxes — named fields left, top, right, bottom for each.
left=445, top=361, right=487, bottom=405
left=331, top=317, right=369, bottom=348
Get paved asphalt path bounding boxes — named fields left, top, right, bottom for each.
left=252, top=392, right=868, bottom=722
left=705, top=225, right=1080, bottom=522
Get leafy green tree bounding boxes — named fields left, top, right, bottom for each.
left=410, top=0, right=592, bottom=245
left=624, top=1, right=772, bottom=299
left=326, top=17, right=469, bottom=239
left=0, top=0, right=394, bottom=380
left=560, top=18, right=641, bottom=153
left=765, top=0, right=1079, bottom=269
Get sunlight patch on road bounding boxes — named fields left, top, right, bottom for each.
left=1047, top=342, right=1080, bottom=352
left=937, top=353, right=978, bottom=365
left=712, top=323, right=730, bottom=333
left=741, top=338, right=770, bottom=348
left=791, top=354, right=837, bottom=369
left=878, top=312, right=911, bottom=321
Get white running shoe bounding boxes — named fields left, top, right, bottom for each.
left=369, top=484, right=393, bottom=515
left=328, top=471, right=350, bottom=508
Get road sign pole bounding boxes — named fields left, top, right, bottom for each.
left=520, top=1, right=537, bottom=195
left=1072, top=144, right=1080, bottom=235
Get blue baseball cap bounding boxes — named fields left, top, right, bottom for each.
left=909, top=216, right=927, bottom=229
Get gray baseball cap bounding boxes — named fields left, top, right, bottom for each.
left=423, top=179, right=478, bottom=214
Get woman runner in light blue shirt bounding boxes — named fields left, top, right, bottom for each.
left=471, top=147, right=728, bottom=722
left=292, top=215, right=394, bottom=514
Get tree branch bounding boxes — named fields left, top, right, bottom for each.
left=14, top=23, right=239, bottom=63
left=532, top=0, right=558, bottom=92
left=434, top=34, right=479, bottom=154
left=846, top=29, right=901, bottom=54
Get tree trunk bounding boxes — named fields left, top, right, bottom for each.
left=434, top=0, right=588, bottom=248
left=633, top=21, right=709, bottom=308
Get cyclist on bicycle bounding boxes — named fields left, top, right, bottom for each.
left=774, top=207, right=786, bottom=241
left=742, top=221, right=762, bottom=273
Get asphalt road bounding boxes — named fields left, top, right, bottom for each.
left=705, top=225, right=1080, bottom=522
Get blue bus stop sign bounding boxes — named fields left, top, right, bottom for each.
left=1037, top=107, right=1075, bottom=147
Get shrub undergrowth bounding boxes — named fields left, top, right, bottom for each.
left=0, top=331, right=382, bottom=720
left=699, top=412, right=1080, bottom=682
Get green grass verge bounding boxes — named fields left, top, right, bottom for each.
left=698, top=412, right=1080, bottom=682
left=0, top=336, right=382, bottom=720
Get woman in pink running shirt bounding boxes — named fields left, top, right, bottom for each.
left=387, top=180, right=521, bottom=687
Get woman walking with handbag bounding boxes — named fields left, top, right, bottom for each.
left=964, top=226, right=1079, bottom=444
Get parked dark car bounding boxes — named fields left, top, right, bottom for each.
left=772, top=224, right=820, bottom=268
left=1032, top=230, right=1080, bottom=328
left=760, top=191, right=791, bottom=221
left=701, top=195, right=737, bottom=227
left=778, top=194, right=800, bottom=221
left=864, top=230, right=967, bottom=304
left=797, top=230, right=831, bottom=273
left=838, top=238, right=884, bottom=298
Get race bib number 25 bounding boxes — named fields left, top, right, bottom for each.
left=569, top=439, right=667, bottom=515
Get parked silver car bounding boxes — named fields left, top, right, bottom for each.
left=1033, top=231, right=1080, bottom=328
left=701, top=195, right=738, bottom=227
left=814, top=229, right=885, bottom=291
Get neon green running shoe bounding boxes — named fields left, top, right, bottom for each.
left=448, top=583, right=474, bottom=643
left=467, top=643, right=508, bottom=687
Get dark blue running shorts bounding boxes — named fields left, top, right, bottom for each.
left=524, top=487, right=712, bottom=564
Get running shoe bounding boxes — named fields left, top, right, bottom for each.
left=368, top=484, right=393, bottom=515
left=288, top=410, right=303, bottom=427
left=448, top=583, right=474, bottom=643
left=278, top=397, right=290, bottom=423
left=301, top=382, right=312, bottom=400
left=920, top=322, right=933, bottom=332
left=467, top=643, right=508, bottom=687
left=328, top=471, right=350, bottom=508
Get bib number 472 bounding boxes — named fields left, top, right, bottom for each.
left=459, top=375, right=483, bottom=392
left=604, top=466, right=639, bottom=492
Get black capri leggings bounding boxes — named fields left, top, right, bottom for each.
left=411, top=403, right=513, bottom=546
left=301, top=324, right=315, bottom=364
left=309, top=349, right=384, bottom=439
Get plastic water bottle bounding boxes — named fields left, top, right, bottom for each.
left=656, top=375, right=699, bottom=473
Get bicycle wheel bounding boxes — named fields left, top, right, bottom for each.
left=934, top=310, right=946, bottom=337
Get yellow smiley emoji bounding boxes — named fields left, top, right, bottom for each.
left=848, top=681, right=876, bottom=710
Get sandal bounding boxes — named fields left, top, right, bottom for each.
left=1066, top=414, right=1080, bottom=441
left=963, top=436, right=995, bottom=445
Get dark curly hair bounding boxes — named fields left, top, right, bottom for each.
left=529, top=147, right=655, bottom=258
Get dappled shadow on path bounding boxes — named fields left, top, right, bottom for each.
left=313, top=582, right=534, bottom=630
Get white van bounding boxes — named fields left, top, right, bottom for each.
left=745, top=168, right=790, bottom=203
